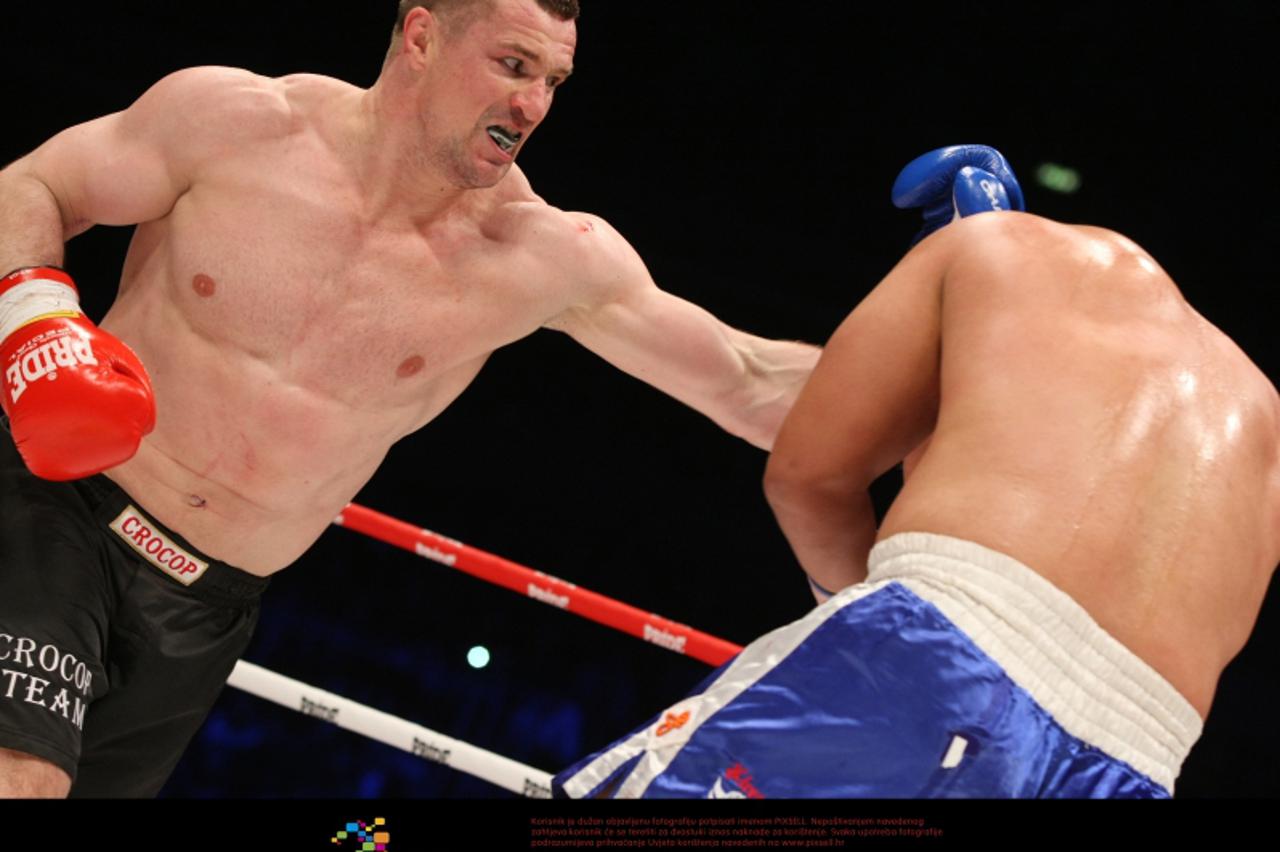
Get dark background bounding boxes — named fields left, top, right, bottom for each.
left=2, top=0, right=1276, bottom=803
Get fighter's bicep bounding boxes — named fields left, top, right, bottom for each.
left=23, top=68, right=287, bottom=233
left=543, top=212, right=766, bottom=417
left=27, top=111, right=185, bottom=231
left=554, top=278, right=744, bottom=403
left=770, top=250, right=945, bottom=489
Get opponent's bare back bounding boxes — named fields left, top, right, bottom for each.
left=769, top=212, right=1280, bottom=717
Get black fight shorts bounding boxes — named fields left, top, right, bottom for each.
left=0, top=434, right=268, bottom=796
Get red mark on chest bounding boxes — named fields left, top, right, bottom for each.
left=397, top=356, right=425, bottom=379
left=192, top=274, right=217, bottom=298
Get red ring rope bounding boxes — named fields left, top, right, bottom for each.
left=335, top=502, right=742, bottom=666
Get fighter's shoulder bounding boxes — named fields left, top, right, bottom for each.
left=937, top=213, right=1177, bottom=296
left=492, top=193, right=634, bottom=271
left=126, top=66, right=297, bottom=145
left=941, top=212, right=1155, bottom=265
left=930, top=210, right=1076, bottom=250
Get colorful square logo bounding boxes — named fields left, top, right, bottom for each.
left=331, top=818, right=389, bottom=850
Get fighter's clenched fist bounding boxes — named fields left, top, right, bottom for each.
left=1, top=267, right=155, bottom=480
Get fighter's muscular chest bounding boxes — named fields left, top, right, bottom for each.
left=135, top=156, right=565, bottom=409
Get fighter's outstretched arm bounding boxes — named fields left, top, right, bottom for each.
left=544, top=214, right=820, bottom=450
left=763, top=230, right=951, bottom=596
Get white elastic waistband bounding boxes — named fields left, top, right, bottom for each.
left=868, top=532, right=1203, bottom=793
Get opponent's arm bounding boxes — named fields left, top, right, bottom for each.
left=762, top=234, right=952, bottom=596
left=544, top=215, right=820, bottom=451
left=766, top=146, right=1024, bottom=598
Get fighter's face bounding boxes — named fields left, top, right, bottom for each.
left=422, top=0, right=576, bottom=188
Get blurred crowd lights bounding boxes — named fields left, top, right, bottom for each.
left=1035, top=162, right=1082, bottom=194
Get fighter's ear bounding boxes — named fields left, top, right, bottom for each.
left=401, top=6, right=439, bottom=65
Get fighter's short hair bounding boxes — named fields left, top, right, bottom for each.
left=392, top=0, right=580, bottom=36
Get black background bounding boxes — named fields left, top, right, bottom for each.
left=2, top=0, right=1276, bottom=810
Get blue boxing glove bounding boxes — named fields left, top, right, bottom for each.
left=892, top=145, right=1025, bottom=245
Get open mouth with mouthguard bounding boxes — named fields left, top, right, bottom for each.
left=486, top=126, right=522, bottom=153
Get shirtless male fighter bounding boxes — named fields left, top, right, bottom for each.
left=0, top=0, right=829, bottom=798
left=0, top=0, right=824, bottom=798
left=0, top=0, right=1022, bottom=797
left=554, top=211, right=1280, bottom=798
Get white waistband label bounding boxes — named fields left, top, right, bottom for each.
left=109, top=506, right=210, bottom=586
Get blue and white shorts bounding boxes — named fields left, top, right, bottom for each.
left=554, top=532, right=1202, bottom=798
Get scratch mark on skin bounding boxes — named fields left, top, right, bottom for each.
left=238, top=432, right=257, bottom=473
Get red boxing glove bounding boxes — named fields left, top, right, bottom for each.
left=1, top=267, right=155, bottom=480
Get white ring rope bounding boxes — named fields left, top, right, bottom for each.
left=226, top=660, right=554, bottom=798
